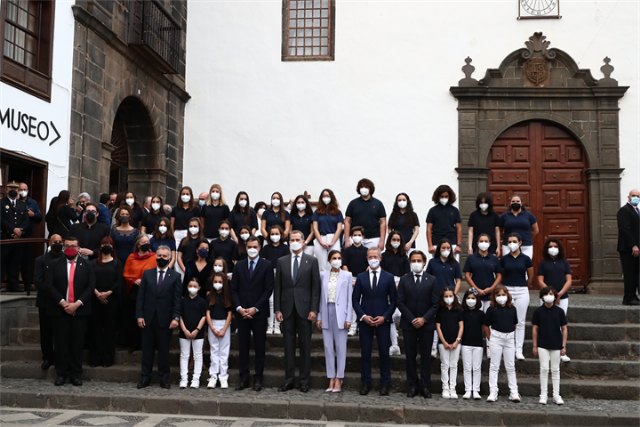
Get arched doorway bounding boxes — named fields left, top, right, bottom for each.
left=488, top=120, right=590, bottom=290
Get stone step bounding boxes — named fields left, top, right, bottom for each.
left=2, top=345, right=638, bottom=380
left=1, top=378, right=637, bottom=426
left=1, top=360, right=638, bottom=401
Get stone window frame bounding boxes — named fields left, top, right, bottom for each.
left=281, top=0, right=335, bottom=61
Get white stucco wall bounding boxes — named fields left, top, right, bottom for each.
left=0, top=0, right=75, bottom=204
left=185, top=0, right=639, bottom=251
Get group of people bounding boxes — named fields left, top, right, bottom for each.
left=1, top=178, right=638, bottom=404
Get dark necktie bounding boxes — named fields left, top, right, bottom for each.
left=635, top=206, right=640, bottom=216
left=293, top=256, right=299, bottom=282
left=372, top=270, right=378, bottom=290
left=157, top=270, right=165, bottom=287
left=415, top=274, right=421, bottom=285
left=249, top=260, right=255, bottom=279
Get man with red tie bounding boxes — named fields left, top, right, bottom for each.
left=43, top=236, right=95, bottom=386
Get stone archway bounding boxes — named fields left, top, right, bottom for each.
left=450, top=32, right=628, bottom=292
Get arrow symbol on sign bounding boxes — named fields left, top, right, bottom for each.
left=49, top=121, right=60, bottom=146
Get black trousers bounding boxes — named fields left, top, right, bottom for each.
left=1, top=242, right=24, bottom=291
left=236, top=314, right=268, bottom=381
left=282, top=310, right=312, bottom=386
left=140, top=317, right=173, bottom=383
left=123, top=289, right=141, bottom=351
left=620, top=251, right=640, bottom=301
left=90, top=296, right=118, bottom=366
left=53, top=314, right=88, bottom=379
left=38, top=306, right=55, bottom=363
left=402, top=326, right=434, bottom=390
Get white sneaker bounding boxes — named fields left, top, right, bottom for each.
left=463, top=391, right=472, bottom=399
left=509, top=392, right=521, bottom=402
left=539, top=395, right=548, bottom=405
left=441, top=388, right=450, bottom=399
left=449, top=389, right=458, bottom=399
left=486, top=392, right=498, bottom=402
left=266, top=326, right=273, bottom=335
left=560, top=354, right=571, bottom=363
left=431, top=347, right=438, bottom=358
left=348, top=329, right=356, bottom=337
left=472, top=391, right=481, bottom=400
left=190, top=380, right=200, bottom=389
left=515, top=352, right=525, bottom=361
left=179, top=379, right=188, bottom=389
left=553, top=396, right=565, bottom=405
left=273, top=325, right=281, bottom=335
left=219, top=379, right=228, bottom=389
left=389, top=345, right=401, bottom=356
left=207, top=378, right=217, bottom=389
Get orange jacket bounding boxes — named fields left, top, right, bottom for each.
left=123, top=251, right=157, bottom=293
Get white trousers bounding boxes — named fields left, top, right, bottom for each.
left=208, top=320, right=230, bottom=381
left=488, top=330, right=518, bottom=394
left=362, top=237, right=380, bottom=249
left=390, top=308, right=401, bottom=348
left=461, top=345, right=483, bottom=393
left=313, top=233, right=341, bottom=273
left=538, top=347, right=561, bottom=398
left=179, top=338, right=204, bottom=382
left=506, top=286, right=529, bottom=355
left=438, top=344, right=461, bottom=391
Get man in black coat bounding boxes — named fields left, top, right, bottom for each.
left=274, top=230, right=320, bottom=392
left=1, top=181, right=28, bottom=291
left=135, top=245, right=182, bottom=389
left=397, top=250, right=438, bottom=398
left=617, top=188, right=640, bottom=305
left=43, top=235, right=95, bottom=386
left=230, top=236, right=274, bottom=392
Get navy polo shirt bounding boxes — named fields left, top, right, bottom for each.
left=500, top=253, right=533, bottom=287
left=210, top=238, right=237, bottom=272
left=537, top=258, right=572, bottom=299
left=260, top=243, right=289, bottom=267
left=342, top=244, right=368, bottom=276
left=462, top=309, right=485, bottom=347
left=463, top=253, right=500, bottom=301
left=179, top=295, right=207, bottom=339
left=467, top=210, right=500, bottom=253
left=172, top=206, right=200, bottom=230
left=532, top=305, right=567, bottom=350
left=389, top=211, right=420, bottom=248
left=436, top=307, right=463, bottom=344
left=209, top=293, right=231, bottom=320
left=142, top=211, right=163, bottom=234
left=345, top=197, right=386, bottom=239
left=426, top=257, right=462, bottom=294
left=228, top=209, right=258, bottom=236
left=484, top=306, right=518, bottom=333
left=263, top=208, right=290, bottom=231
left=499, top=210, right=537, bottom=246
left=426, top=204, right=461, bottom=245
left=201, top=204, right=230, bottom=238
left=312, top=211, right=344, bottom=235
left=290, top=212, right=314, bottom=240
left=381, top=250, right=410, bottom=277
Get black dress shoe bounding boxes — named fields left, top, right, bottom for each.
left=420, top=387, right=432, bottom=398
left=278, top=382, right=295, bottom=392
left=71, top=377, right=83, bottom=386
left=623, top=299, right=640, bottom=306
left=41, top=360, right=52, bottom=370
left=407, top=386, right=418, bottom=398
left=380, top=385, right=390, bottom=396
left=235, top=379, right=250, bottom=390
left=299, top=384, right=310, bottom=393
left=159, top=381, right=171, bottom=389
left=359, top=383, right=371, bottom=395
left=253, top=380, right=263, bottom=392
left=137, top=378, right=150, bottom=389
left=54, top=376, right=66, bottom=386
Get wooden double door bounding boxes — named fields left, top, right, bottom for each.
left=488, top=121, right=589, bottom=290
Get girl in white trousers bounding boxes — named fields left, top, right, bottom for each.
left=206, top=272, right=233, bottom=389
left=461, top=289, right=484, bottom=400
left=435, top=288, right=464, bottom=399
left=179, top=279, right=207, bottom=389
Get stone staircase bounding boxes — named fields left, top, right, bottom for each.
left=1, top=293, right=639, bottom=425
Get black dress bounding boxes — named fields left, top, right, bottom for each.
left=89, top=258, right=122, bottom=366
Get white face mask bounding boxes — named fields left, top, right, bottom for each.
left=19, top=190, right=28, bottom=198
left=125, top=198, right=134, bottom=206
left=439, top=197, right=449, bottom=206
left=330, top=259, right=342, bottom=269
left=548, top=247, right=559, bottom=257
left=466, top=298, right=477, bottom=308
left=296, top=203, right=306, bottom=211
left=397, top=200, right=407, bottom=209
left=219, top=229, right=230, bottom=238
left=181, top=194, right=191, bottom=203
left=187, top=287, right=199, bottom=296
left=352, top=235, right=363, bottom=245
left=410, top=262, right=423, bottom=273
left=444, top=296, right=454, bottom=305
left=151, top=203, right=161, bottom=211
left=322, top=196, right=331, bottom=205
left=508, top=242, right=520, bottom=253
left=240, top=233, right=250, bottom=241
left=238, top=199, right=247, bottom=208
left=478, top=242, right=490, bottom=251
left=211, top=192, right=220, bottom=201
left=496, top=295, right=508, bottom=306
left=390, top=241, right=401, bottom=249
left=543, top=295, right=556, bottom=304
left=158, top=225, right=168, bottom=234
left=270, top=234, right=281, bottom=243
left=479, top=203, right=489, bottom=211
left=257, top=208, right=266, bottom=217
left=271, top=199, right=281, bottom=207
left=290, top=241, right=303, bottom=252
left=368, top=259, right=380, bottom=269
left=213, top=265, right=223, bottom=273
left=189, top=226, right=199, bottom=235
left=440, top=249, right=451, bottom=258
left=359, top=187, right=370, bottom=197
left=213, top=282, right=223, bottom=291
left=246, top=248, right=259, bottom=259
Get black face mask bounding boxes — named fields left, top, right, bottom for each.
left=8, top=189, right=17, bottom=199
left=140, top=243, right=151, bottom=252
left=86, top=212, right=97, bottom=223
left=100, top=245, right=113, bottom=255
left=156, top=258, right=169, bottom=268
left=511, top=203, right=522, bottom=211
left=50, top=243, right=63, bottom=255
left=119, top=217, right=130, bottom=224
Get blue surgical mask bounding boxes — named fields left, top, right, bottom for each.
left=631, top=196, right=640, bottom=207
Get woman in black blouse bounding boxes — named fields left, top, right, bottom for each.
left=228, top=191, right=258, bottom=242
left=290, top=194, right=314, bottom=255
left=201, top=184, right=230, bottom=241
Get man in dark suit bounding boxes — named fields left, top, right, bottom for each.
left=136, top=245, right=182, bottom=389
left=617, top=188, right=640, bottom=305
left=33, top=234, right=64, bottom=371
left=43, top=235, right=95, bottom=386
left=230, top=236, right=274, bottom=391
left=397, top=250, right=438, bottom=398
left=274, top=230, right=321, bottom=392
left=1, top=181, right=28, bottom=291
left=352, top=247, right=397, bottom=396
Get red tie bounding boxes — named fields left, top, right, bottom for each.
left=68, top=260, right=76, bottom=303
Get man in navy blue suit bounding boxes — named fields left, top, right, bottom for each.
left=352, top=247, right=397, bottom=396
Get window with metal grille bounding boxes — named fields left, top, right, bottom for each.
left=282, top=0, right=334, bottom=61
left=0, top=0, right=55, bottom=101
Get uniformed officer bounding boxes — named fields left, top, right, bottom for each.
left=1, top=181, right=28, bottom=291
left=18, top=182, right=42, bottom=293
